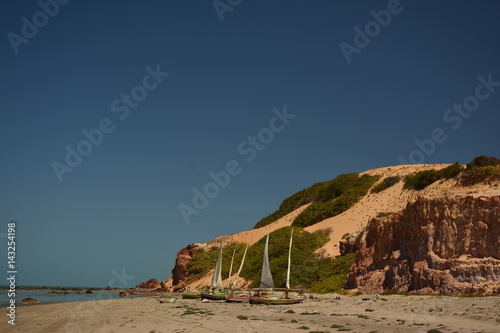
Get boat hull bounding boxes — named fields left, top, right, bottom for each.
left=200, top=292, right=227, bottom=301
left=226, top=295, right=249, bottom=303
left=249, top=296, right=306, bottom=305
left=181, top=292, right=201, bottom=299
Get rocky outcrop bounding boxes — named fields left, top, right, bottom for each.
left=136, top=278, right=161, bottom=289
left=157, top=280, right=171, bottom=292
left=346, top=196, right=500, bottom=294
left=119, top=290, right=137, bottom=297
left=171, top=244, right=201, bottom=287
left=21, top=297, right=40, bottom=304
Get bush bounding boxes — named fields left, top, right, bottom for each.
left=403, top=169, right=442, bottom=190
left=460, top=165, right=500, bottom=186
left=254, top=173, right=379, bottom=229
left=314, top=227, right=333, bottom=237
left=187, top=243, right=248, bottom=283
left=403, top=163, right=463, bottom=190
left=371, top=176, right=400, bottom=193
left=442, top=162, right=464, bottom=179
left=293, top=174, right=379, bottom=227
left=305, top=253, right=356, bottom=293
left=466, top=155, right=500, bottom=169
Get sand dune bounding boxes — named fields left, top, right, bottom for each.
left=179, top=163, right=500, bottom=290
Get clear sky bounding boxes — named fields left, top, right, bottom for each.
left=1, top=0, right=499, bottom=287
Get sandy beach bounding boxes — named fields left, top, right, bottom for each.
left=2, top=294, right=499, bottom=333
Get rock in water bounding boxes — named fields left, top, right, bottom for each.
left=21, top=297, right=40, bottom=304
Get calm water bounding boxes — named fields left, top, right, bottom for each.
left=0, top=288, right=130, bottom=306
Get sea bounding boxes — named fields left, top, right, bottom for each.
left=0, top=285, right=142, bottom=306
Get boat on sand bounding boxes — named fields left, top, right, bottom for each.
left=249, top=227, right=306, bottom=305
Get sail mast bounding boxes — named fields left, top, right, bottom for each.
left=226, top=247, right=236, bottom=287
left=259, top=227, right=274, bottom=289
left=212, top=245, right=223, bottom=288
left=286, top=227, right=294, bottom=289
left=232, top=244, right=248, bottom=288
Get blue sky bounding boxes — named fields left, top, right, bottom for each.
left=1, top=0, right=499, bottom=287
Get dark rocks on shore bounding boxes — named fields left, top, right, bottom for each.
left=21, top=297, right=40, bottom=304
left=47, top=291, right=70, bottom=295
left=85, top=289, right=93, bottom=294
left=119, top=290, right=137, bottom=297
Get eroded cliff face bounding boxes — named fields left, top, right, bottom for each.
left=345, top=196, right=500, bottom=294
left=171, top=244, right=200, bottom=289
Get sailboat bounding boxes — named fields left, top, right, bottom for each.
left=200, top=245, right=227, bottom=301
left=249, top=227, right=306, bottom=305
left=226, top=245, right=250, bottom=303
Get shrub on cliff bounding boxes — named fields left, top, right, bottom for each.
left=403, top=163, right=463, bottom=190
left=292, top=174, right=379, bottom=228
left=460, top=165, right=500, bottom=186
left=370, top=176, right=401, bottom=193
left=254, top=173, right=365, bottom=229
left=187, top=243, right=247, bottom=283
left=459, top=155, right=500, bottom=186
left=466, top=155, right=500, bottom=169
left=307, top=253, right=355, bottom=293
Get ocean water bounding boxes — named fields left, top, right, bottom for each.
left=0, top=287, right=131, bottom=306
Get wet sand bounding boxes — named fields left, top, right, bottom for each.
left=1, top=293, right=499, bottom=332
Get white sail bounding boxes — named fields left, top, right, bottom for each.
left=226, top=247, right=236, bottom=287
left=259, top=229, right=274, bottom=289
left=212, top=246, right=223, bottom=288
left=286, top=227, right=294, bottom=289
left=232, top=244, right=248, bottom=288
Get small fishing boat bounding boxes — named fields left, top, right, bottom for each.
left=181, top=292, right=201, bottom=299
left=225, top=292, right=249, bottom=303
left=249, top=227, right=306, bottom=305
left=248, top=294, right=306, bottom=305
left=200, top=291, right=227, bottom=301
left=226, top=245, right=250, bottom=303
left=200, top=245, right=227, bottom=301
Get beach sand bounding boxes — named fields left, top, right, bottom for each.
left=2, top=294, right=499, bottom=332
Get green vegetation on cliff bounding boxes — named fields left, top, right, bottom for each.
left=370, top=176, right=401, bottom=194
left=461, top=165, right=500, bottom=186
left=403, top=163, right=463, bottom=190
left=292, top=174, right=379, bottom=228
left=254, top=173, right=379, bottom=229
left=187, top=227, right=355, bottom=293
left=461, top=155, right=500, bottom=186
left=403, top=156, right=500, bottom=190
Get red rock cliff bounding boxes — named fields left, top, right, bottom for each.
left=171, top=244, right=200, bottom=288
left=345, top=196, right=500, bottom=294
left=135, top=278, right=160, bottom=289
